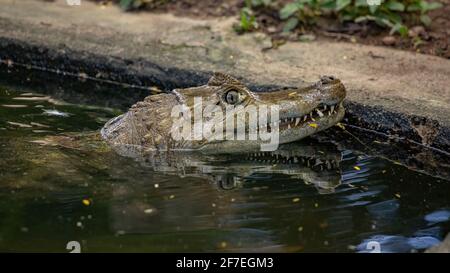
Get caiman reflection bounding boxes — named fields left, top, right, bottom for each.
left=123, top=139, right=343, bottom=194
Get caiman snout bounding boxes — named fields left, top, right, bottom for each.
left=320, top=75, right=337, bottom=84
left=314, top=75, right=346, bottom=106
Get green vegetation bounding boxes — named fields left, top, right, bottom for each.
left=115, top=0, right=443, bottom=38
left=233, top=1, right=261, bottom=33
left=236, top=0, right=443, bottom=37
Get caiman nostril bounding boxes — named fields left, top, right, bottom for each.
left=320, top=75, right=336, bottom=84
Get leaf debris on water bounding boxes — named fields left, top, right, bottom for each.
left=82, top=199, right=91, bottom=206
left=336, top=123, right=345, bottom=130
left=309, top=123, right=318, bottom=128
left=144, top=209, right=154, bottom=214
left=7, top=121, right=32, bottom=128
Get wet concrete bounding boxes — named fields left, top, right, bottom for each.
left=0, top=0, right=449, bottom=152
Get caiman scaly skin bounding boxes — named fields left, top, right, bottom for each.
left=101, top=72, right=346, bottom=153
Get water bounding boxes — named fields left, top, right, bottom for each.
left=0, top=85, right=449, bottom=253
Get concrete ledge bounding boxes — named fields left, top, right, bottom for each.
left=0, top=0, right=449, bottom=152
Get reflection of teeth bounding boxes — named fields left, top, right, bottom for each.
left=316, top=109, right=324, bottom=117
left=323, top=105, right=327, bottom=110
left=295, top=118, right=300, bottom=126
left=288, top=124, right=291, bottom=129
left=303, top=116, right=307, bottom=121
left=331, top=105, right=335, bottom=113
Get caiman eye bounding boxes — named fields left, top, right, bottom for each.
left=225, top=90, right=240, bottom=105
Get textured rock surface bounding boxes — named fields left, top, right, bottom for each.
left=426, top=234, right=450, bottom=253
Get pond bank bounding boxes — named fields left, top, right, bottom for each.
left=0, top=0, right=449, bottom=154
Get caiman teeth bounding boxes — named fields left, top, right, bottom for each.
left=262, top=102, right=341, bottom=132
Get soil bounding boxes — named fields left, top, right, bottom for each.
left=91, top=0, right=449, bottom=58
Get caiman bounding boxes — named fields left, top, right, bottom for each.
left=101, top=72, right=346, bottom=154
left=16, top=72, right=346, bottom=194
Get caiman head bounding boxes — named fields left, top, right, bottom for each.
left=101, top=72, right=346, bottom=153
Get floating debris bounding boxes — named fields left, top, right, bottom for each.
left=144, top=208, right=154, bottom=214
left=7, top=121, right=32, bottom=128
left=1, top=104, right=27, bottom=108
left=154, top=183, right=159, bottom=188
left=13, top=96, right=51, bottom=101
left=30, top=122, right=50, bottom=128
left=42, top=109, right=70, bottom=117
left=309, top=123, right=318, bottom=128
left=29, top=139, right=56, bottom=146
left=82, top=199, right=91, bottom=206
left=292, top=197, right=300, bottom=203
left=354, top=166, right=361, bottom=171
left=336, top=123, right=346, bottom=130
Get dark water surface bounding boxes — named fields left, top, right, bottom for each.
left=0, top=86, right=449, bottom=253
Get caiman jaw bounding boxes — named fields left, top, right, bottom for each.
left=252, top=75, right=346, bottom=144
left=266, top=102, right=344, bottom=132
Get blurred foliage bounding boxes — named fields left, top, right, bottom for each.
left=233, top=1, right=260, bottom=33
left=119, top=0, right=168, bottom=10
left=116, top=0, right=443, bottom=38
left=236, top=0, right=443, bottom=37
